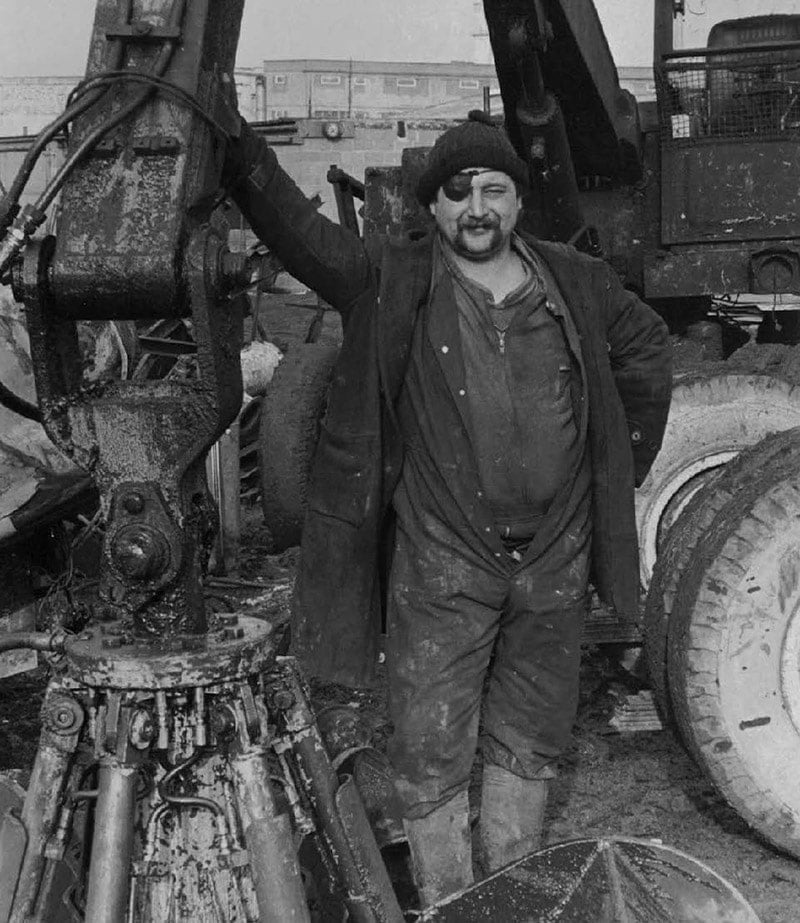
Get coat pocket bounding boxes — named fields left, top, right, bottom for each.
left=308, top=424, right=379, bottom=526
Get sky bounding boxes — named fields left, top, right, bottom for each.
left=0, top=0, right=655, bottom=77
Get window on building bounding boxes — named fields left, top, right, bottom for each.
left=273, top=75, right=286, bottom=86
left=396, top=77, right=417, bottom=88
left=459, top=79, right=480, bottom=90
left=320, top=75, right=342, bottom=86
left=353, top=77, right=368, bottom=86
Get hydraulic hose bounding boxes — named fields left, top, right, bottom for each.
left=0, top=0, right=133, bottom=226
left=157, top=748, right=225, bottom=819
left=0, top=0, right=187, bottom=277
left=0, top=378, right=42, bottom=422
left=0, top=631, right=65, bottom=654
left=35, top=0, right=188, bottom=214
left=68, top=72, right=231, bottom=139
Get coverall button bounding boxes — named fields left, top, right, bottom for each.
left=458, top=389, right=466, bottom=396
left=441, top=345, right=449, bottom=354
left=630, top=429, right=643, bottom=444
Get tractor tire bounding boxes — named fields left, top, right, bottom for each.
left=667, top=445, right=800, bottom=859
left=643, top=429, right=800, bottom=721
left=258, top=342, right=339, bottom=552
left=636, top=370, right=800, bottom=588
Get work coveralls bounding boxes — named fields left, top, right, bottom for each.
left=387, top=237, right=593, bottom=815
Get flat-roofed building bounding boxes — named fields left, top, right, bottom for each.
left=248, top=59, right=500, bottom=121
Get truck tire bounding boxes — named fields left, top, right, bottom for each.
left=643, top=473, right=723, bottom=722
left=636, top=370, right=800, bottom=588
left=258, top=343, right=339, bottom=552
left=667, top=446, right=800, bottom=859
left=643, top=430, right=800, bottom=721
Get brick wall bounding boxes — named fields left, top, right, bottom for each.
left=0, top=73, right=265, bottom=137
left=0, top=78, right=74, bottom=136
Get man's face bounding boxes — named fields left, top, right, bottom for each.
left=430, top=168, right=522, bottom=261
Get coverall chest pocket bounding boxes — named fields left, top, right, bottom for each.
left=308, top=424, right=379, bottom=526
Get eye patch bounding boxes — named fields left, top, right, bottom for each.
left=442, top=171, right=482, bottom=202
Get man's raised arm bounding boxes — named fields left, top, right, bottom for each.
left=224, top=118, right=373, bottom=313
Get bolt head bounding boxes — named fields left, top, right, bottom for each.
left=122, top=492, right=145, bottom=514
left=111, top=525, right=169, bottom=581
left=272, top=690, right=295, bottom=710
left=129, top=711, right=155, bottom=748
left=47, top=700, right=81, bottom=734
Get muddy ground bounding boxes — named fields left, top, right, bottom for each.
left=2, top=510, right=800, bottom=921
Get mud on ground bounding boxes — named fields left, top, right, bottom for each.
left=2, top=510, right=800, bottom=921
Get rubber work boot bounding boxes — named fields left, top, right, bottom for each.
left=403, top=789, right=473, bottom=908
left=478, top=763, right=549, bottom=874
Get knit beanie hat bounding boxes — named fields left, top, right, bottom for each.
left=416, top=110, right=529, bottom=206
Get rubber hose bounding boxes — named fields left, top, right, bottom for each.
left=0, top=378, right=42, bottom=422
left=0, top=631, right=64, bottom=653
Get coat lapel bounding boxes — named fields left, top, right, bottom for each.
left=426, top=270, right=474, bottom=436
left=376, top=233, right=434, bottom=411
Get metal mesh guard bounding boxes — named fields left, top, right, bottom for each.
left=656, top=47, right=800, bottom=143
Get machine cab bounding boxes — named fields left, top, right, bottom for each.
left=655, top=1, right=800, bottom=255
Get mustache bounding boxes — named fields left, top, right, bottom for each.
left=458, top=216, right=500, bottom=230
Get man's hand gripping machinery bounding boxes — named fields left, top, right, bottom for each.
left=0, top=3, right=402, bottom=921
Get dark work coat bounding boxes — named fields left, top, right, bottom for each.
left=231, top=129, right=673, bottom=688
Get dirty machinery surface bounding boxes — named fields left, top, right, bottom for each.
left=0, top=2, right=399, bottom=921
left=0, top=1, right=768, bottom=921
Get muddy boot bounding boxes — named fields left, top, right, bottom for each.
left=478, top=764, right=549, bottom=874
left=403, top=789, right=473, bottom=908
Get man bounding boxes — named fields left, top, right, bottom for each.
left=225, top=110, right=672, bottom=906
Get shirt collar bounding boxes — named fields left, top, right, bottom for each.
left=436, top=232, right=549, bottom=308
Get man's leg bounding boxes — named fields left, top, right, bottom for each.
left=478, top=764, right=549, bottom=871
left=478, top=539, right=590, bottom=873
left=386, top=525, right=505, bottom=906
left=403, top=790, right=472, bottom=908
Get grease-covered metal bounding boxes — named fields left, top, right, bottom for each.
left=64, top=613, right=276, bottom=689
left=2, top=641, right=408, bottom=922
left=268, top=661, right=405, bottom=923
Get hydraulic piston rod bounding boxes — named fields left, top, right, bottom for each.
left=83, top=761, right=138, bottom=923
